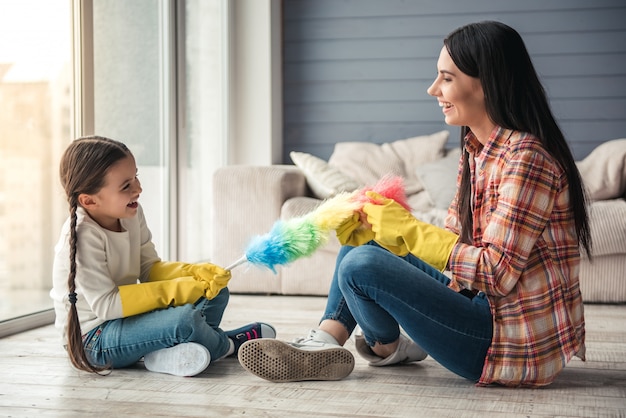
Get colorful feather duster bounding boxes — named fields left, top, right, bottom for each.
left=226, top=175, right=408, bottom=271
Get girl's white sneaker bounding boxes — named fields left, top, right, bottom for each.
left=143, top=342, right=211, bottom=377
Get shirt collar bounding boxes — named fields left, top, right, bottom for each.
left=463, top=126, right=513, bottom=157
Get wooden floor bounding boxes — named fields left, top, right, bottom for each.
left=1, top=295, right=625, bottom=418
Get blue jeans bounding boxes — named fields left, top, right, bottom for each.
left=82, top=288, right=232, bottom=368
left=322, top=243, right=493, bottom=381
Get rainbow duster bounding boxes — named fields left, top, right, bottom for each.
left=226, top=175, right=408, bottom=272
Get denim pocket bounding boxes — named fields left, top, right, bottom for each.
left=83, top=325, right=103, bottom=350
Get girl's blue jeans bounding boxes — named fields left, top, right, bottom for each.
left=82, top=288, right=232, bottom=368
left=323, top=242, right=493, bottom=382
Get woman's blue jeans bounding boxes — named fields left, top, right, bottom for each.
left=322, top=243, right=493, bottom=381
left=82, top=288, right=232, bottom=368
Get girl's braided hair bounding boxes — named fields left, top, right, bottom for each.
left=58, top=136, right=131, bottom=373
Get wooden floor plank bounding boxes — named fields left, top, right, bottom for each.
left=1, top=295, right=625, bottom=418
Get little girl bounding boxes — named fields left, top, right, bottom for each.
left=50, top=136, right=275, bottom=376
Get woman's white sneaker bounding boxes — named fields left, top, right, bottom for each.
left=354, top=332, right=427, bottom=366
left=238, top=329, right=354, bottom=382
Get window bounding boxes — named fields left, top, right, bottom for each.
left=0, top=0, right=71, bottom=330
left=88, top=0, right=228, bottom=261
left=178, top=0, right=228, bottom=261
left=91, top=0, right=171, bottom=256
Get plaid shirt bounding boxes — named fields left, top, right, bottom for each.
left=446, top=126, right=586, bottom=387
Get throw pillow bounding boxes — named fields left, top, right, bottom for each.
left=328, top=130, right=450, bottom=195
left=290, top=151, right=361, bottom=199
left=576, top=138, right=626, bottom=201
left=414, top=148, right=461, bottom=210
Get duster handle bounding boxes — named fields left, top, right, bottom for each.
left=225, top=255, right=248, bottom=271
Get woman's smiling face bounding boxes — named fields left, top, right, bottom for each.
left=427, top=46, right=492, bottom=139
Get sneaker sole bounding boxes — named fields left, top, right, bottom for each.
left=144, top=342, right=211, bottom=377
left=238, top=339, right=355, bottom=383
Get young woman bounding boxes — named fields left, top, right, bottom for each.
left=237, top=21, right=591, bottom=387
left=50, top=136, right=275, bottom=377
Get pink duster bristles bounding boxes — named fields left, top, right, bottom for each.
left=226, top=174, right=409, bottom=271
left=351, top=174, right=410, bottom=211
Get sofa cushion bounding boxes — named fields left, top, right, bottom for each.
left=328, top=130, right=450, bottom=196
left=586, top=199, right=626, bottom=257
left=281, top=195, right=323, bottom=219
left=579, top=199, right=626, bottom=303
left=290, top=151, right=360, bottom=198
left=576, top=138, right=626, bottom=201
left=415, top=147, right=461, bottom=210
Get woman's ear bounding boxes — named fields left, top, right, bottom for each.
left=78, top=193, right=97, bottom=209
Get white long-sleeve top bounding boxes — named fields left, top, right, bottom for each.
left=50, top=204, right=160, bottom=342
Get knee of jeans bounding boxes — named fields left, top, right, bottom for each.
left=167, top=304, right=199, bottom=340
left=337, top=247, right=377, bottom=291
left=211, top=287, right=230, bottom=308
left=340, top=245, right=378, bottom=269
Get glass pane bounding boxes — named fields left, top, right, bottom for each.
left=92, top=0, right=168, bottom=257
left=180, top=0, right=226, bottom=262
left=0, top=0, right=71, bottom=321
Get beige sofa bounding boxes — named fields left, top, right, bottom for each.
left=212, top=135, right=626, bottom=303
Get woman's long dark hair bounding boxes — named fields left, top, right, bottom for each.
left=444, top=21, right=591, bottom=257
left=59, top=136, right=131, bottom=374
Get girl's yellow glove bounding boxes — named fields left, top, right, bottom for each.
left=148, top=261, right=231, bottom=299
left=363, top=191, right=458, bottom=271
left=118, top=277, right=206, bottom=317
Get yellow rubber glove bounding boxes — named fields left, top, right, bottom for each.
left=118, top=277, right=206, bottom=317
left=363, top=191, right=459, bottom=271
left=335, top=212, right=375, bottom=246
left=148, top=261, right=232, bottom=299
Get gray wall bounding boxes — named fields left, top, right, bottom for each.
left=282, top=0, right=626, bottom=162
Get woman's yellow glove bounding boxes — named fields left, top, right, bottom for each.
left=335, top=212, right=375, bottom=246
left=363, top=191, right=458, bottom=271
left=148, top=261, right=232, bottom=299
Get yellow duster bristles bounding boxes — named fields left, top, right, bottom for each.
left=306, top=191, right=362, bottom=231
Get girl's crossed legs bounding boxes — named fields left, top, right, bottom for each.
left=83, top=288, right=232, bottom=369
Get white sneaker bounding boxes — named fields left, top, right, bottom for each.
left=354, top=332, right=427, bottom=367
left=292, top=328, right=340, bottom=346
left=143, top=342, right=211, bottom=377
left=238, top=329, right=355, bottom=382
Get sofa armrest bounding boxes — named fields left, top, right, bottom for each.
left=211, top=165, right=307, bottom=293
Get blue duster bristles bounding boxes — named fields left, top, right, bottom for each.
left=244, top=218, right=327, bottom=272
